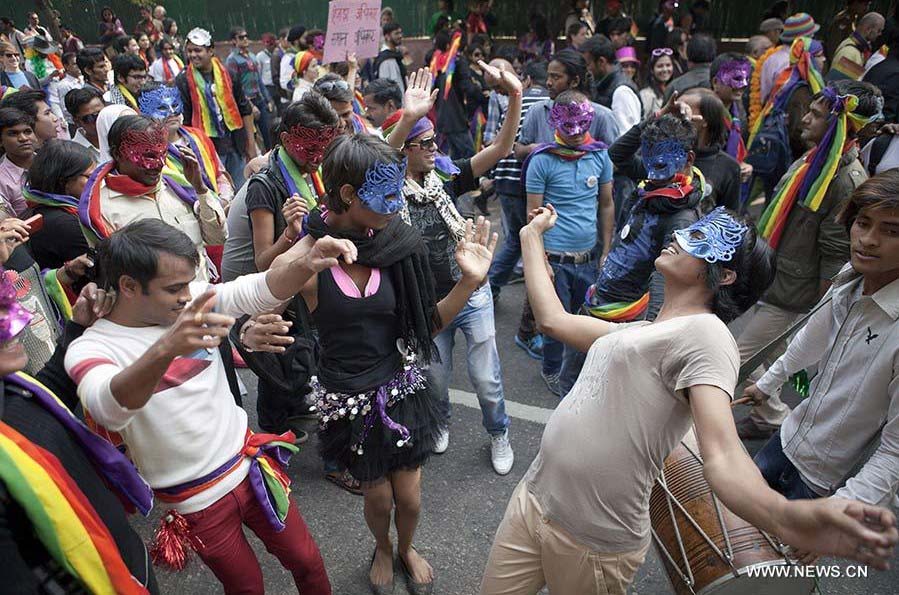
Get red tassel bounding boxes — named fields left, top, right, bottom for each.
left=150, top=510, right=198, bottom=571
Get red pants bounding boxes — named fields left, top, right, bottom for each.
left=184, top=477, right=331, bottom=594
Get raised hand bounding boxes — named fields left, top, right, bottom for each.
left=455, top=216, right=498, bottom=284
left=305, top=236, right=358, bottom=272
left=71, top=282, right=116, bottom=327
left=179, top=145, right=208, bottom=194
left=240, top=313, right=294, bottom=353
left=525, top=204, right=558, bottom=233
left=281, top=193, right=309, bottom=241
left=777, top=498, right=898, bottom=570
left=157, top=289, right=235, bottom=358
left=403, top=67, right=438, bottom=121
left=0, top=218, right=31, bottom=264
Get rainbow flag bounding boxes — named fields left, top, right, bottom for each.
left=185, top=58, right=243, bottom=137
left=584, top=291, right=649, bottom=322
left=471, top=108, right=487, bottom=153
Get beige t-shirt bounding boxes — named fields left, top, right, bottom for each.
left=526, top=313, right=739, bottom=552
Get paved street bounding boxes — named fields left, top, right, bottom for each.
left=137, top=210, right=899, bottom=594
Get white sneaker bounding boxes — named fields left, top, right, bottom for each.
left=490, top=430, right=514, bottom=475
left=433, top=428, right=449, bottom=454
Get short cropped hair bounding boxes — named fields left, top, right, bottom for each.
left=279, top=92, right=340, bottom=136
left=322, top=134, right=404, bottom=214
left=838, top=168, right=899, bottom=231
left=364, top=78, right=403, bottom=108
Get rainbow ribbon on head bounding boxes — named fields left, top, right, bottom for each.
left=185, top=58, right=243, bottom=138
left=748, top=37, right=824, bottom=149
left=757, top=89, right=879, bottom=248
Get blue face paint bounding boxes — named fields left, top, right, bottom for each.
left=357, top=159, right=407, bottom=215
left=641, top=138, right=689, bottom=181
left=138, top=85, right=183, bottom=120
left=673, top=207, right=748, bottom=263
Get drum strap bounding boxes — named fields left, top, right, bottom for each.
left=737, top=296, right=833, bottom=385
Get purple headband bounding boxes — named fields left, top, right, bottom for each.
left=715, top=60, right=751, bottom=89
left=0, top=269, right=31, bottom=342
left=406, top=117, right=434, bottom=143
left=548, top=101, right=595, bottom=136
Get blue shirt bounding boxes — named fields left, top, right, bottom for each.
left=5, top=71, right=28, bottom=89
left=519, top=99, right=621, bottom=147
left=526, top=150, right=613, bottom=253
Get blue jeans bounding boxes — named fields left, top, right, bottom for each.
left=543, top=258, right=596, bottom=379
left=427, top=285, right=510, bottom=435
left=250, top=94, right=273, bottom=151
left=488, top=193, right=527, bottom=293
left=754, top=430, right=820, bottom=500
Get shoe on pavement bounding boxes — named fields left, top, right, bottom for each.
left=433, top=428, right=449, bottom=454
left=507, top=270, right=524, bottom=285
left=736, top=416, right=779, bottom=440
left=490, top=430, right=514, bottom=475
left=541, top=371, right=562, bottom=397
left=515, top=334, right=544, bottom=360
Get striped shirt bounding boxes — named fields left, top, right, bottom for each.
left=494, top=87, right=550, bottom=197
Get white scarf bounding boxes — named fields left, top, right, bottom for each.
left=402, top=171, right=467, bottom=242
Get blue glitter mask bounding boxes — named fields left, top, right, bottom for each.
left=641, top=138, right=689, bottom=181
left=673, top=207, right=748, bottom=263
left=357, top=159, right=407, bottom=215
left=138, top=85, right=183, bottom=120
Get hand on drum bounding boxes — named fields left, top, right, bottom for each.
left=777, top=497, right=898, bottom=570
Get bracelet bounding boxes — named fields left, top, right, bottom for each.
left=238, top=320, right=256, bottom=352
left=284, top=230, right=299, bottom=245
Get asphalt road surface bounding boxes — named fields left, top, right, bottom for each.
left=136, top=209, right=899, bottom=594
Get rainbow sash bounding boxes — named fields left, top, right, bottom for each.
left=584, top=291, right=650, bottom=322
left=520, top=132, right=608, bottom=189
left=165, top=126, right=224, bottom=194
left=724, top=103, right=747, bottom=163
left=23, top=186, right=79, bottom=216
left=471, top=107, right=487, bottom=153
left=430, top=31, right=462, bottom=99
left=161, top=56, right=184, bottom=83
left=276, top=147, right=325, bottom=209
left=0, top=372, right=152, bottom=595
left=155, top=429, right=298, bottom=531
left=185, top=58, right=243, bottom=138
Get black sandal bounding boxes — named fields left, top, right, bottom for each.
left=398, top=547, right=434, bottom=595
left=324, top=470, right=363, bottom=495
left=368, top=547, right=395, bottom=595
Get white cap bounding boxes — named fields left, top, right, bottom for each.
left=186, top=27, right=213, bottom=47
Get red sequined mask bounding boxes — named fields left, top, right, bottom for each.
left=118, top=126, right=169, bottom=170
left=283, top=124, right=339, bottom=167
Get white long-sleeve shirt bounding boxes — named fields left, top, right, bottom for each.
left=757, top=263, right=899, bottom=506
left=65, top=274, right=285, bottom=513
left=611, top=85, right=642, bottom=132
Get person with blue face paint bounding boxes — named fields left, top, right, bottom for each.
left=138, top=80, right=234, bottom=205
left=301, top=132, right=499, bottom=593
left=480, top=204, right=899, bottom=595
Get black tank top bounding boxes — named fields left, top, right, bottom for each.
left=312, top=267, right=402, bottom=393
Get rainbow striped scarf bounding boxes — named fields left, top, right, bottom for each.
left=430, top=31, right=462, bottom=99
left=584, top=289, right=650, bottom=321
left=471, top=107, right=487, bottom=153
left=0, top=372, right=152, bottom=595
left=116, top=84, right=139, bottom=109
left=23, top=186, right=79, bottom=216
left=758, top=90, right=876, bottom=248
left=185, top=58, right=243, bottom=138
left=748, top=37, right=823, bottom=149
left=79, top=161, right=198, bottom=244
left=724, top=102, right=747, bottom=163
left=161, top=55, right=184, bottom=83
left=276, top=147, right=325, bottom=210
left=165, top=126, right=224, bottom=194
left=520, top=132, right=607, bottom=182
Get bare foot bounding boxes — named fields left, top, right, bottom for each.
left=399, top=547, right=434, bottom=584
left=370, top=545, right=393, bottom=586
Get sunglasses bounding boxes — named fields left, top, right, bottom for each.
left=316, top=79, right=350, bottom=93
left=79, top=113, right=100, bottom=124
left=236, top=34, right=248, bottom=40
left=651, top=48, right=674, bottom=58
left=406, top=136, right=437, bottom=150
left=2, top=53, right=18, bottom=58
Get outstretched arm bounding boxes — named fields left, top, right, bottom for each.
left=469, top=61, right=522, bottom=178
left=520, top=206, right=614, bottom=352
left=386, top=67, right=438, bottom=149
left=691, top=384, right=898, bottom=569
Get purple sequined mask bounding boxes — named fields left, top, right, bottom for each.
left=357, top=159, right=407, bottom=215
left=674, top=207, right=748, bottom=263
left=715, top=60, right=751, bottom=89
left=548, top=101, right=595, bottom=136
left=0, top=269, right=31, bottom=343
left=641, top=138, right=689, bottom=181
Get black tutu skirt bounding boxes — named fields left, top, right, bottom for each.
left=318, top=385, right=448, bottom=483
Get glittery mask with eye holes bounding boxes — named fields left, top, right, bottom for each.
left=548, top=101, right=595, bottom=136
left=641, top=138, right=689, bottom=181
left=282, top=124, right=340, bottom=167
left=137, top=85, right=183, bottom=120
left=117, top=125, right=169, bottom=170
left=0, top=269, right=31, bottom=343
left=716, top=60, right=751, bottom=89
left=356, top=159, right=407, bottom=215
left=673, top=207, right=748, bottom=263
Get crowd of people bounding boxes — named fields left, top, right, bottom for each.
left=0, top=1, right=899, bottom=594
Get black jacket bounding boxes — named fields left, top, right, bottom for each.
left=664, top=64, right=711, bottom=101
left=591, top=65, right=639, bottom=110
left=863, top=56, right=899, bottom=123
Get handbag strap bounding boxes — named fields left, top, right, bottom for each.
left=737, top=295, right=833, bottom=384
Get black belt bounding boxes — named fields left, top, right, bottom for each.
left=545, top=250, right=595, bottom=265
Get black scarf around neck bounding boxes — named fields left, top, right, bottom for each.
left=304, top=209, right=440, bottom=363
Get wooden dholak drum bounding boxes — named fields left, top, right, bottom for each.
left=649, top=438, right=817, bottom=595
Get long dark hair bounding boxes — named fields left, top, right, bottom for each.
left=27, top=140, right=94, bottom=196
